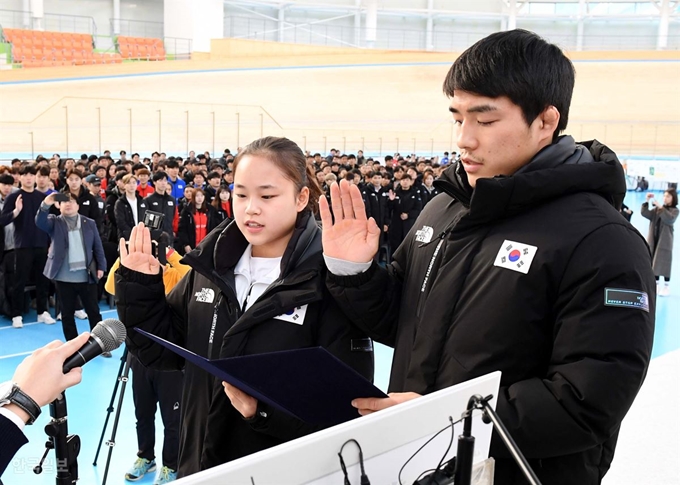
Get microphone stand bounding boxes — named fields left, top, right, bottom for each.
left=415, top=394, right=542, bottom=485
left=457, top=394, right=541, bottom=485
left=34, top=392, right=80, bottom=485
left=93, top=346, right=132, bottom=485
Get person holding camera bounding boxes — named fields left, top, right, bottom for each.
left=642, top=189, right=679, bottom=296
left=35, top=193, right=106, bottom=343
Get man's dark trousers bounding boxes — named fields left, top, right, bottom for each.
left=11, top=247, right=49, bottom=317
left=130, top=356, right=183, bottom=471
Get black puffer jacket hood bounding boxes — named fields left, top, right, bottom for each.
left=434, top=136, right=626, bottom=224
left=182, top=211, right=322, bottom=289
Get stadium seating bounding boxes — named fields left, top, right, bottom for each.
left=2, top=28, right=123, bottom=68
left=116, top=35, right=166, bottom=61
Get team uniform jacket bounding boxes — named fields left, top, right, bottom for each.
left=144, top=192, right=177, bottom=240
left=388, top=186, right=423, bottom=248
left=176, top=205, right=221, bottom=252
left=114, top=194, right=147, bottom=241
left=327, top=137, right=655, bottom=485
left=115, top=212, right=374, bottom=477
left=362, top=185, right=390, bottom=230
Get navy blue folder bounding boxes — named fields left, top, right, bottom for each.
left=134, top=328, right=387, bottom=425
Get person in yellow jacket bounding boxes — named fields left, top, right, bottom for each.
left=106, top=247, right=190, bottom=296
left=106, top=245, right=190, bottom=483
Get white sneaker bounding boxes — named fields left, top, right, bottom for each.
left=659, top=285, right=670, bottom=297
left=74, top=309, right=87, bottom=320
left=37, top=311, right=56, bottom=325
left=12, top=317, right=23, bottom=328
left=56, top=312, right=62, bottom=321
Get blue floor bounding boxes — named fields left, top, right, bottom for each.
left=0, top=190, right=677, bottom=485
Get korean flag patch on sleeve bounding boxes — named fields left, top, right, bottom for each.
left=494, top=240, right=538, bottom=275
left=274, top=305, right=308, bottom=325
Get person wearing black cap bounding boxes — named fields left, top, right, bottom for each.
left=36, top=193, right=106, bottom=342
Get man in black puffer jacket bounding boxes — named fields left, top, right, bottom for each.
left=321, top=30, right=655, bottom=485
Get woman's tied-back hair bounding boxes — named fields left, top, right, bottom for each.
left=233, top=137, right=323, bottom=214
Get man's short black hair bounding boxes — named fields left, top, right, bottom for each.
left=165, top=159, right=179, bottom=169
left=120, top=150, right=127, bottom=155
left=443, top=29, right=575, bottom=142
left=19, top=165, right=38, bottom=175
left=37, top=166, right=50, bottom=176
left=115, top=172, right=127, bottom=182
left=152, top=171, right=168, bottom=183
left=131, top=153, right=140, bottom=158
left=207, top=171, right=220, bottom=180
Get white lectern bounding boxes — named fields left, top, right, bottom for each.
left=176, top=371, right=501, bottom=485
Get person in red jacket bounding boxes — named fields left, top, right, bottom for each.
left=136, top=168, right=155, bottom=198
left=177, top=188, right=219, bottom=255
left=211, top=186, right=232, bottom=222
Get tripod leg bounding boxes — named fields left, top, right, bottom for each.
left=101, top=351, right=132, bottom=485
left=93, top=347, right=129, bottom=466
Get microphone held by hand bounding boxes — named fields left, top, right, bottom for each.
left=62, top=319, right=127, bottom=373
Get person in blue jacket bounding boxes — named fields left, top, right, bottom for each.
left=36, top=193, right=107, bottom=342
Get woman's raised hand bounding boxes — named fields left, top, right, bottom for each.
left=319, top=180, right=380, bottom=264
left=119, top=223, right=161, bottom=275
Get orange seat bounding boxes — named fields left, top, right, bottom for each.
left=73, top=50, right=84, bottom=64
left=12, top=45, right=25, bottom=60
left=138, top=44, right=150, bottom=59
left=119, top=44, right=132, bottom=58
left=150, top=46, right=165, bottom=61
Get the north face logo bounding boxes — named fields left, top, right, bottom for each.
left=415, top=226, right=434, bottom=244
left=194, top=288, right=215, bottom=303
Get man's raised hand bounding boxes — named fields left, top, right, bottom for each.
left=319, top=180, right=380, bottom=264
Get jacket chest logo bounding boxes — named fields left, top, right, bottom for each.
left=273, top=305, right=308, bottom=325
left=494, top=240, right=538, bottom=275
left=195, top=288, right=215, bottom=303
left=415, top=225, right=434, bottom=243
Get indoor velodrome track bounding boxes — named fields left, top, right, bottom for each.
left=1, top=42, right=679, bottom=485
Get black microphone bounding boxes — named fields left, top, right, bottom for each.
left=62, top=318, right=127, bottom=373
